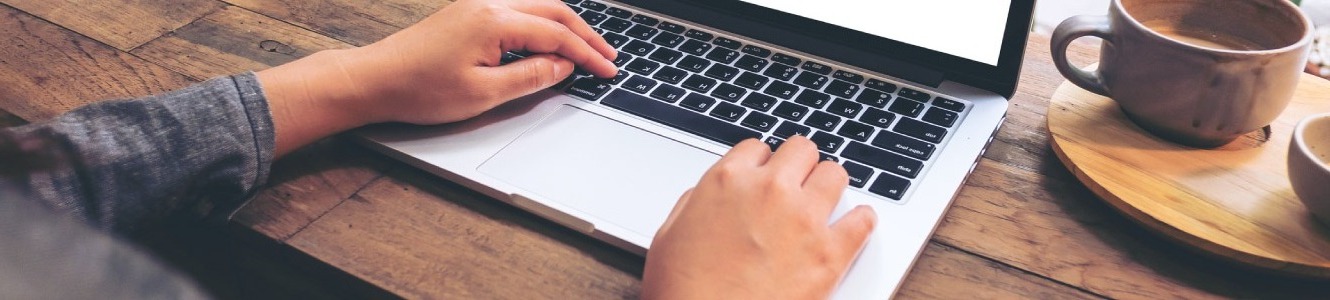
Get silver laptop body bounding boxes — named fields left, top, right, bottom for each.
left=355, top=1, right=1034, bottom=298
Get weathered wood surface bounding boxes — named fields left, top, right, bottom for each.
left=0, top=0, right=225, bottom=51
left=1, top=1, right=1329, bottom=298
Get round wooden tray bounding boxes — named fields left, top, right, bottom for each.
left=1048, top=75, right=1330, bottom=278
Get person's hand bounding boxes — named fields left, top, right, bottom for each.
left=642, top=136, right=878, bottom=299
left=258, top=0, right=616, bottom=156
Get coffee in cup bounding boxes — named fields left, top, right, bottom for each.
left=1052, top=0, right=1314, bottom=148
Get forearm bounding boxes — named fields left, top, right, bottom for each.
left=10, top=74, right=275, bottom=233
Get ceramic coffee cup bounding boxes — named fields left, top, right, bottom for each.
left=1290, top=113, right=1330, bottom=223
left=1052, top=0, right=1314, bottom=148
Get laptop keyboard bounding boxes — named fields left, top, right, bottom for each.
left=518, top=0, right=971, bottom=202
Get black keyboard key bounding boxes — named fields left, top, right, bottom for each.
left=763, top=63, right=798, bottom=81
left=648, top=48, right=684, bottom=64
left=705, top=48, right=740, bottom=64
left=868, top=173, right=910, bottom=200
left=566, top=78, right=611, bottom=100
left=843, top=143, right=922, bottom=179
left=827, top=99, right=863, bottom=118
left=741, top=93, right=778, bottom=112
left=801, top=61, right=833, bottom=75
left=771, top=53, right=802, bottom=66
left=569, top=5, right=584, bottom=14
left=872, top=131, right=935, bottom=160
left=650, top=32, right=686, bottom=48
left=894, top=118, right=947, bottom=144
left=625, top=58, right=661, bottom=75
left=677, top=55, right=711, bottom=72
left=658, top=21, right=686, bottom=34
left=741, top=45, right=772, bottom=58
left=810, top=131, right=845, bottom=153
left=612, top=52, right=632, bottom=67
left=820, top=152, right=839, bottom=162
left=680, top=93, right=718, bottom=112
left=922, top=107, right=958, bottom=127
left=793, top=72, right=829, bottom=89
left=804, top=111, right=842, bottom=132
left=897, top=87, right=931, bottom=102
left=842, top=161, right=873, bottom=188
left=601, top=17, right=633, bottom=32
left=679, top=39, right=713, bottom=56
left=856, top=88, right=892, bottom=108
left=764, top=137, right=785, bottom=151
left=580, top=11, right=608, bottom=25
left=711, top=83, right=747, bottom=102
left=866, top=79, right=898, bottom=93
left=563, top=0, right=582, bottom=4
left=740, top=112, right=779, bottom=132
left=734, top=72, right=769, bottom=90
left=652, top=66, right=688, bottom=84
left=604, top=32, right=630, bottom=48
left=832, top=71, right=865, bottom=84
left=772, top=102, right=810, bottom=121
left=630, top=15, right=660, bottom=26
left=773, top=121, right=811, bottom=138
left=622, top=75, right=658, bottom=94
left=888, top=98, right=924, bottom=117
left=624, top=40, right=656, bottom=56
left=824, top=80, right=860, bottom=98
left=794, top=90, right=832, bottom=109
left=501, top=52, right=523, bottom=64
left=610, top=70, right=628, bottom=84
left=579, top=1, right=607, bottom=11
left=764, top=81, right=799, bottom=100
left=837, top=120, right=874, bottom=142
left=860, top=108, right=896, bottom=128
left=603, top=90, right=760, bottom=146
left=704, top=64, right=739, bottom=81
left=685, top=29, right=714, bottom=41
left=605, top=7, right=632, bottom=18
left=934, top=97, right=966, bottom=112
left=649, top=84, right=687, bottom=103
left=735, top=55, right=770, bottom=73
left=713, top=37, right=742, bottom=49
left=681, top=74, right=718, bottom=93
left=710, top=102, right=748, bottom=122
left=626, top=24, right=659, bottom=39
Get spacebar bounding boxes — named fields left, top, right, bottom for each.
left=602, top=90, right=761, bottom=146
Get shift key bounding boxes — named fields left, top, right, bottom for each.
left=602, top=90, right=761, bottom=146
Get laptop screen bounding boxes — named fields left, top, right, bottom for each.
left=737, top=1, right=1013, bottom=66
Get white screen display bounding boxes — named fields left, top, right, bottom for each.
left=739, top=0, right=1012, bottom=66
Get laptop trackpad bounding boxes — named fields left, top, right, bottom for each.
left=478, top=106, right=721, bottom=238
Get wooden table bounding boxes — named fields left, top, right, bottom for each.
left=3, top=1, right=1330, bottom=298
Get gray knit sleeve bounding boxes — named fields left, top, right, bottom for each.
left=9, top=72, right=275, bottom=234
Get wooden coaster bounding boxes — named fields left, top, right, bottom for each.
left=1048, top=74, right=1330, bottom=278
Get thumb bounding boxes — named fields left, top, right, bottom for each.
left=481, top=53, right=575, bottom=101
left=830, top=205, right=877, bottom=268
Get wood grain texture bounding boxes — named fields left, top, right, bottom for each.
left=131, top=6, right=353, bottom=81
left=0, top=0, right=224, bottom=51
left=1049, top=72, right=1330, bottom=277
left=0, top=4, right=195, bottom=121
left=221, top=0, right=451, bottom=46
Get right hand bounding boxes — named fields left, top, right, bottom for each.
left=642, top=136, right=878, bottom=299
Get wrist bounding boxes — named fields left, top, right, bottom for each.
left=257, top=48, right=378, bottom=156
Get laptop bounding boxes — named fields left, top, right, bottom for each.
left=354, top=0, right=1035, bottom=298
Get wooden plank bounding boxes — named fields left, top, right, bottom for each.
left=927, top=35, right=1330, bottom=299
left=0, top=4, right=195, bottom=121
left=221, top=0, right=452, bottom=46
left=131, top=6, right=354, bottom=81
left=897, top=243, right=1100, bottom=300
left=0, top=0, right=224, bottom=51
left=0, top=109, right=25, bottom=127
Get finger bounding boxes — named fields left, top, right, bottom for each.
left=765, top=135, right=820, bottom=182
left=713, top=138, right=772, bottom=168
left=478, top=53, right=575, bottom=101
left=804, top=161, right=850, bottom=217
left=499, top=15, right=617, bottom=78
left=830, top=205, right=877, bottom=268
left=655, top=188, right=695, bottom=238
left=502, top=0, right=618, bottom=60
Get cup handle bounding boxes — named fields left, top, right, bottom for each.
left=1051, top=15, right=1112, bottom=96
